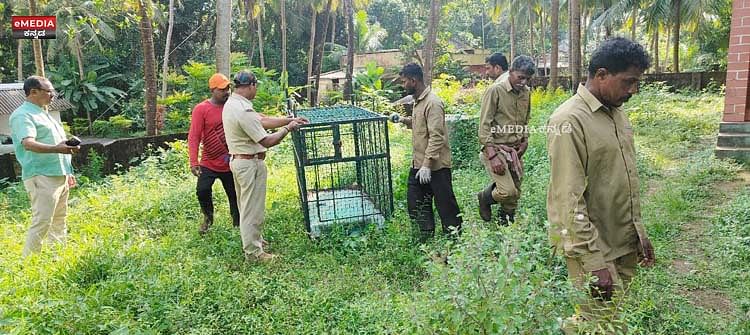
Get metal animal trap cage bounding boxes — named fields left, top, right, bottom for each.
left=291, top=105, right=394, bottom=236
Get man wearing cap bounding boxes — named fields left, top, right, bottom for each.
left=223, top=70, right=308, bottom=262
left=188, top=73, right=239, bottom=234
left=10, top=75, right=80, bottom=257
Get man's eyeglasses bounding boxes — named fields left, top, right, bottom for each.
left=36, top=88, right=57, bottom=97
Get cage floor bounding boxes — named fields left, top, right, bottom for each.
left=308, top=189, right=385, bottom=236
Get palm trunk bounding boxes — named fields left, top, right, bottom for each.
left=28, top=0, right=45, bottom=76
left=139, top=0, right=158, bottom=136
left=312, top=0, right=333, bottom=106
left=570, top=0, right=581, bottom=90
left=665, top=25, right=670, bottom=71
left=216, top=0, right=232, bottom=75
left=672, top=0, right=681, bottom=73
left=510, top=15, right=516, bottom=62
left=423, top=0, right=441, bottom=86
left=307, top=8, right=317, bottom=102
left=631, top=5, right=638, bottom=40
left=281, top=0, right=287, bottom=75
left=581, top=9, right=587, bottom=67
left=245, top=0, right=256, bottom=65
left=257, top=15, right=265, bottom=68
left=330, top=11, right=336, bottom=46
left=161, top=0, right=175, bottom=98
left=17, top=40, right=23, bottom=81
left=528, top=3, right=534, bottom=61
left=344, top=0, right=354, bottom=102
left=549, top=0, right=559, bottom=89
left=654, top=28, right=660, bottom=73
left=74, top=35, right=94, bottom=135
left=540, top=10, right=546, bottom=76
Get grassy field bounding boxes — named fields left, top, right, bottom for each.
left=1, top=85, right=748, bottom=334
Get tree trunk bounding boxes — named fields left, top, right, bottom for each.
left=580, top=9, right=587, bottom=67
left=244, top=0, right=256, bottom=66
left=28, top=0, right=45, bottom=76
left=312, top=0, right=333, bottom=106
left=281, top=0, right=287, bottom=75
left=528, top=3, right=534, bottom=61
left=570, top=0, right=581, bottom=90
left=423, top=0, right=441, bottom=86
left=344, top=0, right=354, bottom=102
left=161, top=0, right=175, bottom=98
left=74, top=35, right=94, bottom=135
left=257, top=15, right=265, bottom=68
left=17, top=40, right=23, bottom=81
left=672, top=0, right=680, bottom=73
left=510, top=15, right=516, bottom=62
left=665, top=25, right=670, bottom=71
left=139, top=0, right=158, bottom=136
left=540, top=10, right=546, bottom=76
left=654, top=28, right=660, bottom=73
left=330, top=11, right=336, bottom=46
left=549, top=0, right=559, bottom=89
left=216, top=0, right=232, bottom=75
left=481, top=12, right=486, bottom=49
left=306, top=8, right=317, bottom=102
left=631, top=5, right=638, bottom=40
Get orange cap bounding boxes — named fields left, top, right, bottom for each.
left=208, top=73, right=230, bottom=89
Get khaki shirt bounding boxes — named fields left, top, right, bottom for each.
left=408, top=86, right=452, bottom=170
left=479, top=74, right=530, bottom=147
left=222, top=93, right=268, bottom=155
left=546, top=84, right=646, bottom=272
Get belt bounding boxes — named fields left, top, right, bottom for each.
left=231, top=152, right=266, bottom=160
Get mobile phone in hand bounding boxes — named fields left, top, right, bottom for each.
left=65, top=136, right=81, bottom=146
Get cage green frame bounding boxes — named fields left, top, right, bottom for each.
left=291, top=105, right=394, bottom=236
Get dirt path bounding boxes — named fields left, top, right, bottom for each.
left=670, top=170, right=750, bottom=314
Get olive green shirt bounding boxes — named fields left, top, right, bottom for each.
left=408, top=86, right=452, bottom=170
left=478, top=74, right=530, bottom=147
left=222, top=93, right=268, bottom=155
left=546, top=84, right=646, bottom=272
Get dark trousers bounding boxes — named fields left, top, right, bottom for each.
left=407, top=168, right=463, bottom=240
left=196, top=166, right=240, bottom=226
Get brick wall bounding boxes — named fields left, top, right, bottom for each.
left=724, top=0, right=750, bottom=122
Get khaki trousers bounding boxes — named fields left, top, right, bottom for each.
left=22, top=175, right=69, bottom=257
left=230, top=158, right=267, bottom=257
left=479, top=152, right=520, bottom=211
left=563, top=251, right=638, bottom=334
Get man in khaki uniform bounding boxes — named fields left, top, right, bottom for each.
left=222, top=70, right=308, bottom=262
left=546, top=38, right=656, bottom=333
left=477, top=56, right=536, bottom=225
left=483, top=52, right=508, bottom=82
left=391, top=63, right=462, bottom=242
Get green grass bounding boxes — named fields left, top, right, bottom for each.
left=1, top=86, right=747, bottom=334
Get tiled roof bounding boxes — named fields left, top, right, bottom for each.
left=0, top=83, right=75, bottom=115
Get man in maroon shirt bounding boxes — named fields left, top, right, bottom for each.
left=188, top=73, right=240, bottom=234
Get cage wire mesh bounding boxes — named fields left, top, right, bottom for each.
left=291, top=106, right=394, bottom=236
